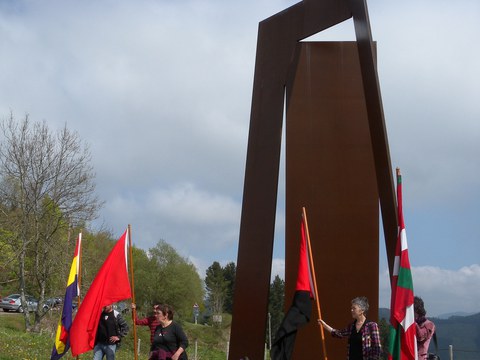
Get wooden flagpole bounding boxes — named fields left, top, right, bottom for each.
left=77, top=230, right=82, bottom=309
left=128, top=224, right=139, bottom=360
left=76, top=230, right=82, bottom=360
left=302, top=207, right=328, bottom=360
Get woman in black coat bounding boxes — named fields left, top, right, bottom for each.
left=150, top=304, right=188, bottom=360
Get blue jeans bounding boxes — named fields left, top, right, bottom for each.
left=93, top=343, right=117, bottom=360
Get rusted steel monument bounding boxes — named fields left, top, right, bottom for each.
left=229, top=0, right=398, bottom=359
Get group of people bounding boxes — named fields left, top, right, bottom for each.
left=319, top=296, right=436, bottom=360
left=92, top=295, right=436, bottom=360
left=92, top=302, right=188, bottom=360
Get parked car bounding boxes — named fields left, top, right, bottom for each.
left=0, top=294, right=38, bottom=312
left=42, top=296, right=63, bottom=310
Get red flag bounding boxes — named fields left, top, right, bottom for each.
left=388, top=170, right=417, bottom=360
left=296, top=215, right=314, bottom=298
left=70, top=228, right=132, bottom=356
left=271, top=215, right=314, bottom=360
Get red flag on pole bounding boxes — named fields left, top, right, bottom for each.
left=388, top=169, right=417, bottom=360
left=70, top=228, right=132, bottom=356
left=271, top=214, right=314, bottom=360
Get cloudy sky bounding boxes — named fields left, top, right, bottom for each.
left=0, top=0, right=479, bottom=317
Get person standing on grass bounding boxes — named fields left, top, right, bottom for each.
left=150, top=304, right=188, bottom=360
left=93, top=304, right=129, bottom=360
left=131, top=302, right=162, bottom=356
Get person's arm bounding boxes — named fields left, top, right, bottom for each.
left=171, top=322, right=189, bottom=360
left=135, top=316, right=152, bottom=326
left=116, top=313, right=129, bottom=338
left=318, top=319, right=334, bottom=333
left=367, top=322, right=382, bottom=360
left=131, top=303, right=152, bottom=325
left=318, top=319, right=350, bottom=338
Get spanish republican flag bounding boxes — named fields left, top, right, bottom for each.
left=70, top=228, right=132, bottom=356
left=388, top=169, right=417, bottom=360
left=271, top=214, right=314, bottom=360
left=50, top=233, right=81, bottom=360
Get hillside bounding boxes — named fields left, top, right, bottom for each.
left=433, top=312, right=480, bottom=360
left=380, top=308, right=480, bottom=360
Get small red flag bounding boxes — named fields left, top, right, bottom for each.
left=271, top=214, right=314, bottom=360
left=296, top=215, right=315, bottom=298
left=70, top=229, right=132, bottom=356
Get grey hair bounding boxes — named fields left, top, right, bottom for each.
left=352, top=296, right=369, bottom=314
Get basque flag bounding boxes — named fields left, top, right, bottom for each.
left=388, top=169, right=417, bottom=360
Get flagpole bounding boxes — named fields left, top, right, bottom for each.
left=76, top=230, right=82, bottom=360
left=77, top=230, right=82, bottom=309
left=302, top=207, right=328, bottom=360
left=128, top=224, right=139, bottom=360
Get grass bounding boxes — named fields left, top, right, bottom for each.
left=0, top=312, right=231, bottom=360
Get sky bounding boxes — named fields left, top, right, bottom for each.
left=0, top=0, right=479, bottom=317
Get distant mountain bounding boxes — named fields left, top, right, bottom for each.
left=379, top=307, right=390, bottom=320
left=378, top=309, right=480, bottom=360
left=435, top=311, right=478, bottom=319
left=433, top=312, right=480, bottom=360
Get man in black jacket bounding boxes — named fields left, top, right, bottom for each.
left=93, top=304, right=129, bottom=360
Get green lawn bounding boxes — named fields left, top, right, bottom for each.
left=0, top=312, right=231, bottom=360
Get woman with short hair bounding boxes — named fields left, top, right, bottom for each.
left=150, top=304, right=188, bottom=360
left=319, top=296, right=382, bottom=360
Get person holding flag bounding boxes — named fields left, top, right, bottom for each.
left=70, top=228, right=132, bottom=357
left=319, top=296, right=382, bottom=360
left=131, top=302, right=162, bottom=357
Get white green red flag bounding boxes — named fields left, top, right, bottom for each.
left=388, top=170, right=417, bottom=360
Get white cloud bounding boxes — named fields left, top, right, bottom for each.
left=1, top=0, right=479, bottom=314
left=380, top=264, right=480, bottom=317
left=271, top=258, right=285, bottom=282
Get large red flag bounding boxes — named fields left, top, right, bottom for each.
left=388, top=169, right=417, bottom=360
left=271, top=214, right=314, bottom=360
left=70, top=228, right=132, bottom=356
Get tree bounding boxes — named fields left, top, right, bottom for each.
left=223, top=262, right=236, bottom=314
left=268, top=275, right=285, bottom=345
left=378, top=317, right=390, bottom=360
left=0, top=114, right=101, bottom=331
left=147, top=240, right=204, bottom=320
left=205, top=261, right=228, bottom=316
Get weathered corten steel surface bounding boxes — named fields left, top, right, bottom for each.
left=286, top=42, right=379, bottom=360
left=229, top=0, right=397, bottom=359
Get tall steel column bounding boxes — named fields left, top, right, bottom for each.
left=229, top=1, right=397, bottom=359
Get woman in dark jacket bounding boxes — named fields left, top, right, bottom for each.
left=150, top=304, right=188, bottom=360
left=319, top=296, right=382, bottom=360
